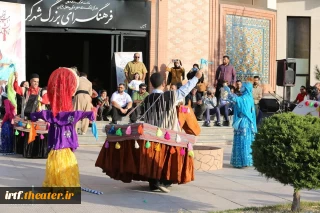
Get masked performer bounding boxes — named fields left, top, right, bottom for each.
left=224, top=82, right=257, bottom=168
left=30, top=67, right=96, bottom=187
left=96, top=69, right=203, bottom=193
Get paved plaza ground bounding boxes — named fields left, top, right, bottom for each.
left=0, top=145, right=319, bottom=213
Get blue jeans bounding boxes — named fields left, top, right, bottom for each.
left=219, top=103, right=230, bottom=121
left=205, top=107, right=221, bottom=123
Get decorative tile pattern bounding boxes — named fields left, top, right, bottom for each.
left=167, top=0, right=210, bottom=81
left=226, top=15, right=270, bottom=84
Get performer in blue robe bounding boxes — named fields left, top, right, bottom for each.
left=224, top=82, right=257, bottom=168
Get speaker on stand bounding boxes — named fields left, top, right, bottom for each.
left=276, top=59, right=296, bottom=112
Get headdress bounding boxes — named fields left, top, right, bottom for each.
left=47, top=67, right=79, bottom=117
left=30, top=73, right=39, bottom=80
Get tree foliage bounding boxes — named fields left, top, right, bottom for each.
left=252, top=113, right=320, bottom=191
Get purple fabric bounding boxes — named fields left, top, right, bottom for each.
left=30, top=111, right=94, bottom=152
left=215, top=64, right=236, bottom=85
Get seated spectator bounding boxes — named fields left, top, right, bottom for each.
left=235, top=80, right=242, bottom=96
left=203, top=87, right=222, bottom=127
left=185, top=87, right=206, bottom=121
left=128, top=73, right=143, bottom=96
left=110, top=83, right=133, bottom=124
left=220, top=85, right=236, bottom=125
left=293, top=86, right=307, bottom=103
left=130, top=83, right=149, bottom=123
left=97, top=90, right=112, bottom=121
left=219, top=80, right=231, bottom=126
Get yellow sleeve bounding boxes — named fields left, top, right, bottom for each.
left=166, top=67, right=172, bottom=72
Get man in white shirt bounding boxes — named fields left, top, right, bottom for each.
left=110, top=83, right=133, bottom=124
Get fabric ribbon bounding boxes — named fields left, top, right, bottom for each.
left=91, top=121, right=99, bottom=140
left=81, top=187, right=103, bottom=195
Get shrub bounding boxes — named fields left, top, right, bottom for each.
left=252, top=113, right=320, bottom=212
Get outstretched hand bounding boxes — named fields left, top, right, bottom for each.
left=195, top=69, right=204, bottom=79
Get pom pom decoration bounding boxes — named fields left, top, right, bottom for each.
left=18, top=121, right=23, bottom=127
left=155, top=143, right=161, bottom=151
left=40, top=134, right=44, bottom=140
left=156, top=128, right=163, bottom=137
left=176, top=134, right=181, bottom=143
left=305, top=101, right=309, bottom=106
left=314, top=102, right=319, bottom=108
left=188, top=150, right=195, bottom=158
left=138, top=124, right=144, bottom=135
left=310, top=102, right=314, bottom=107
left=14, top=130, right=19, bottom=136
left=115, top=128, right=123, bottom=136
left=26, top=122, right=31, bottom=129
left=170, top=147, right=176, bottom=154
left=164, top=131, right=171, bottom=140
left=21, top=132, right=24, bottom=137
left=134, top=140, right=140, bottom=149
left=104, top=140, right=109, bottom=148
left=108, top=125, right=116, bottom=134
left=125, top=126, right=132, bottom=135
left=115, top=142, right=121, bottom=149
left=180, top=148, right=186, bottom=156
left=145, top=141, right=151, bottom=149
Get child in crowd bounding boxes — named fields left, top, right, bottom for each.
left=128, top=73, right=143, bottom=96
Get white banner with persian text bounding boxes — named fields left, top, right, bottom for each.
left=114, top=52, right=143, bottom=86
left=0, top=2, right=26, bottom=82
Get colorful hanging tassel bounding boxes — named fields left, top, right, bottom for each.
left=180, top=148, right=186, bottom=156
left=91, top=121, right=99, bottom=140
left=176, top=134, right=181, bottom=143
left=188, top=150, right=195, bottom=158
left=187, top=143, right=193, bottom=151
left=18, top=121, right=23, bottom=127
left=21, top=132, right=24, bottom=137
left=115, top=128, right=123, bottom=136
left=164, top=131, right=170, bottom=140
left=145, top=140, right=151, bottom=149
left=170, top=146, right=176, bottom=154
left=14, top=130, right=19, bottom=136
left=155, top=143, right=161, bottom=151
left=28, top=123, right=36, bottom=144
left=134, top=140, right=140, bottom=149
left=156, top=128, right=163, bottom=137
left=125, top=126, right=132, bottom=135
left=104, top=140, right=109, bottom=148
left=138, top=124, right=144, bottom=135
left=108, top=125, right=116, bottom=134
left=115, top=142, right=121, bottom=149
left=40, top=134, right=44, bottom=140
left=81, top=187, right=103, bottom=195
left=26, top=122, right=31, bottom=129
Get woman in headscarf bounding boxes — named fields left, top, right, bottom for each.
left=30, top=67, right=96, bottom=187
left=0, top=99, right=15, bottom=153
left=224, top=82, right=257, bottom=168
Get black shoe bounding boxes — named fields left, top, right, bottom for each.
left=203, top=121, right=211, bottom=127
left=223, top=121, right=230, bottom=126
left=103, top=117, right=109, bottom=121
left=215, top=122, right=222, bottom=127
left=196, top=117, right=203, bottom=121
left=149, top=182, right=158, bottom=191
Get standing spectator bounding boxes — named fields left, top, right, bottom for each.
left=130, top=83, right=149, bottom=123
left=252, top=76, right=263, bottom=118
left=166, top=59, right=185, bottom=86
left=185, top=87, right=206, bottom=121
left=97, top=90, right=112, bottom=121
left=214, top=56, right=236, bottom=105
left=110, top=83, right=133, bottom=124
left=235, top=80, right=242, bottom=96
left=293, top=86, right=307, bottom=104
left=73, top=72, right=93, bottom=135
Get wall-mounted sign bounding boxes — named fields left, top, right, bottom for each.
left=17, top=0, right=151, bottom=30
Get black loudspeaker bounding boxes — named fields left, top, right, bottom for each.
left=276, top=59, right=296, bottom=87
left=259, top=98, right=280, bottom=113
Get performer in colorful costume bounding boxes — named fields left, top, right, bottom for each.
left=224, top=82, right=257, bottom=168
left=30, top=67, right=96, bottom=187
left=0, top=100, right=15, bottom=153
left=96, top=69, right=203, bottom=193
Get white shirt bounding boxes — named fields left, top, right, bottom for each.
left=111, top=91, right=132, bottom=107
left=128, top=80, right=143, bottom=91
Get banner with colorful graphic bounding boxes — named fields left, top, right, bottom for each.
left=114, top=52, right=143, bottom=86
left=0, top=2, right=25, bottom=82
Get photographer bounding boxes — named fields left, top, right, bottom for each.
left=203, top=87, right=222, bottom=127
left=166, top=59, right=185, bottom=86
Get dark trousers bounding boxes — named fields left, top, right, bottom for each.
left=205, top=107, right=221, bottom=123
left=148, top=178, right=172, bottom=189
left=215, top=83, right=223, bottom=106
left=130, top=103, right=144, bottom=122
left=97, top=105, right=112, bottom=121
left=219, top=103, right=230, bottom=121
left=192, top=104, right=207, bottom=120
left=111, top=106, right=132, bottom=122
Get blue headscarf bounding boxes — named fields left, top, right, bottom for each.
left=233, top=82, right=257, bottom=133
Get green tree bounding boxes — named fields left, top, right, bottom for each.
left=252, top=113, right=320, bottom=212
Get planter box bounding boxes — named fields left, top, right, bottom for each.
left=193, top=146, right=223, bottom=171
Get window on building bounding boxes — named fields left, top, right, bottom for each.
left=287, top=17, right=311, bottom=100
